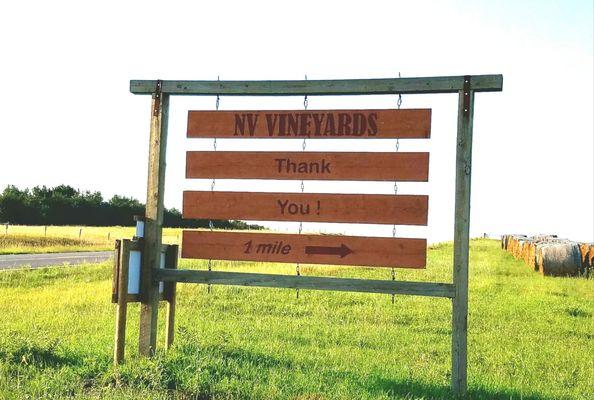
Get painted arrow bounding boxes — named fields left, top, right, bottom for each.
left=304, top=244, right=353, bottom=258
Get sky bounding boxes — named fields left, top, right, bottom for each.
left=1, top=0, right=592, bottom=243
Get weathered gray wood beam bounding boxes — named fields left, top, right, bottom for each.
left=130, top=75, right=502, bottom=96
left=155, top=269, right=456, bottom=298
left=451, top=77, right=474, bottom=397
left=138, top=85, right=169, bottom=357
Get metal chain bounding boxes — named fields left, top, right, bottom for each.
left=392, top=72, right=403, bottom=304
left=391, top=267, right=396, bottom=304
left=392, top=72, right=402, bottom=239
left=207, top=76, right=221, bottom=294
left=296, top=74, right=308, bottom=299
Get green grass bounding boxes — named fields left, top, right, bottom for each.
left=1, top=239, right=592, bottom=399
left=0, top=225, right=183, bottom=254
left=0, top=234, right=107, bottom=254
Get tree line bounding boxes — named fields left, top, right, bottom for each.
left=0, top=185, right=261, bottom=229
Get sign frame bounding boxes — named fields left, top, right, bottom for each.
left=124, top=74, right=503, bottom=398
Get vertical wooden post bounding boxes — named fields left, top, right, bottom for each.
left=452, top=76, right=474, bottom=398
left=111, top=240, right=121, bottom=304
left=114, top=239, right=130, bottom=365
left=164, top=244, right=179, bottom=349
left=139, top=81, right=170, bottom=356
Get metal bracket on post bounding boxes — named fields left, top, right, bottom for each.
left=152, top=79, right=162, bottom=117
left=463, top=76, right=471, bottom=117
left=133, top=215, right=145, bottom=241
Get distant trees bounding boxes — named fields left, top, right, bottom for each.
left=0, top=185, right=260, bottom=229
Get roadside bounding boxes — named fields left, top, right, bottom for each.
left=0, top=251, right=112, bottom=270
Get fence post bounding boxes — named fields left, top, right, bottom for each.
left=139, top=81, right=169, bottom=356
left=164, top=244, right=179, bottom=349
left=113, top=240, right=129, bottom=365
left=451, top=77, right=474, bottom=398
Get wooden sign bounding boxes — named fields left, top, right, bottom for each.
left=186, top=151, right=430, bottom=182
left=187, top=109, right=431, bottom=138
left=182, top=230, right=427, bottom=268
left=183, top=191, right=428, bottom=225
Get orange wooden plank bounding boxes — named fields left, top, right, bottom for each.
left=182, top=230, right=426, bottom=269
left=186, top=151, right=430, bottom=182
left=187, top=109, right=431, bottom=138
left=183, top=191, right=428, bottom=225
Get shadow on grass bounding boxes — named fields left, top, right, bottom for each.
left=369, top=376, right=556, bottom=400
left=165, top=344, right=556, bottom=400
left=1, top=343, right=82, bottom=368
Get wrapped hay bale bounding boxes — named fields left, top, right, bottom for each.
left=522, top=240, right=534, bottom=266
left=533, top=240, right=562, bottom=272
left=502, top=234, right=516, bottom=250
left=511, top=239, right=520, bottom=259
left=505, top=234, right=513, bottom=250
left=579, top=243, right=594, bottom=276
left=507, top=235, right=524, bottom=259
left=532, top=234, right=557, bottom=241
left=525, top=241, right=540, bottom=271
left=579, top=243, right=592, bottom=268
left=514, top=238, right=530, bottom=260
left=509, top=237, right=518, bottom=258
left=506, top=236, right=515, bottom=254
left=537, top=242, right=583, bottom=277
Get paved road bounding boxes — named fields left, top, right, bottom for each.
left=0, top=251, right=113, bottom=270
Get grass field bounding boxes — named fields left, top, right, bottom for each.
left=0, top=239, right=592, bottom=399
left=0, top=225, right=183, bottom=254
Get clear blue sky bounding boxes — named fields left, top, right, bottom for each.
left=1, top=0, right=592, bottom=242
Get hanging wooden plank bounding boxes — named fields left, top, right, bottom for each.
left=186, top=151, right=430, bottom=182
left=187, top=109, right=430, bottom=139
left=182, top=231, right=426, bottom=268
left=183, top=191, right=428, bottom=225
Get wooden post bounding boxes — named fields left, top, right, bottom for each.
left=451, top=77, right=474, bottom=398
left=139, top=81, right=170, bottom=356
left=114, top=240, right=130, bottom=365
left=111, top=240, right=121, bottom=304
left=164, top=244, right=179, bottom=349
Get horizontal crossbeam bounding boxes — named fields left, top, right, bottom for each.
left=155, top=269, right=455, bottom=298
left=130, top=75, right=503, bottom=96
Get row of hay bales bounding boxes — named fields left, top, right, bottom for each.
left=501, top=234, right=593, bottom=277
